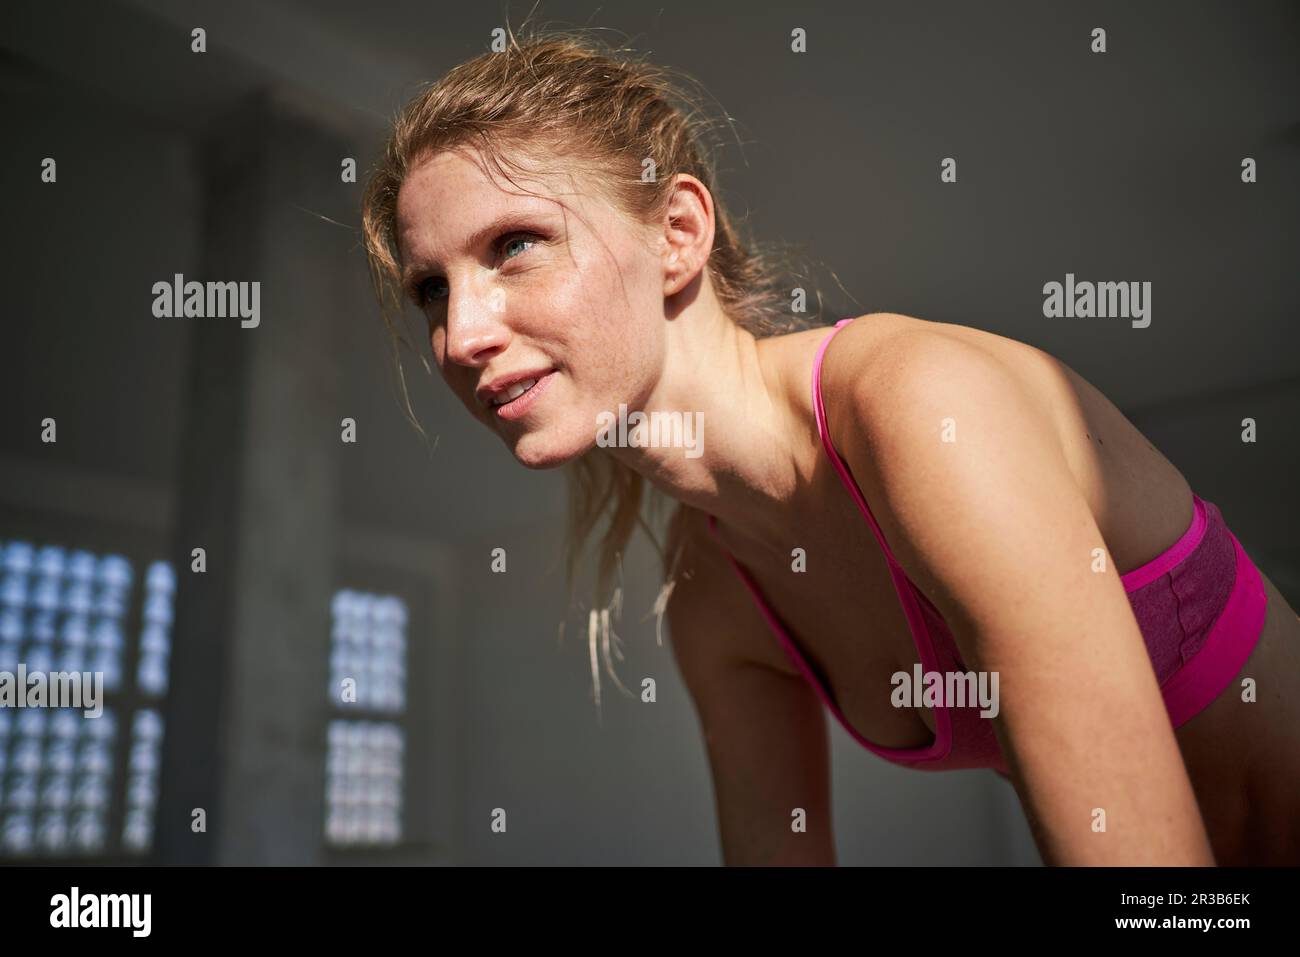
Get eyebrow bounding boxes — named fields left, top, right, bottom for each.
left=400, top=210, right=550, bottom=292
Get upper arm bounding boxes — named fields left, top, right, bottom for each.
left=831, top=330, right=1213, bottom=865
left=665, top=519, right=836, bottom=866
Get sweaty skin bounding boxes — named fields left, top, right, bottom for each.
left=394, top=145, right=1300, bottom=865
left=673, top=314, right=1300, bottom=865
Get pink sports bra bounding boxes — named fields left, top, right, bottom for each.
left=704, top=318, right=1268, bottom=775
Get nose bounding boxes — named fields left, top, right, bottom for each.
left=443, top=283, right=510, bottom=367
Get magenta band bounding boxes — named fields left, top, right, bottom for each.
left=1160, top=529, right=1268, bottom=728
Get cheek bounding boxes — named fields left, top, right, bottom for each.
left=430, top=349, right=470, bottom=400
left=561, top=249, right=662, bottom=383
left=557, top=280, right=641, bottom=358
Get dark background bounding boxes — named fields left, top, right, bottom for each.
left=1, top=0, right=1295, bottom=865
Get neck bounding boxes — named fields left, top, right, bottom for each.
left=603, top=300, right=817, bottom=547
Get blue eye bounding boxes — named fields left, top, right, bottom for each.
left=412, top=231, right=540, bottom=308
left=501, top=234, right=536, bottom=260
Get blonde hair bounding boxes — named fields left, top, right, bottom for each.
left=361, top=20, right=837, bottom=702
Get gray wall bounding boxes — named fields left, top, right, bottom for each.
left=2, top=0, right=1295, bottom=866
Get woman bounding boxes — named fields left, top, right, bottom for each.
left=361, top=29, right=1300, bottom=866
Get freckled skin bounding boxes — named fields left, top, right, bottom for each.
left=391, top=145, right=1300, bottom=865
left=394, top=148, right=668, bottom=469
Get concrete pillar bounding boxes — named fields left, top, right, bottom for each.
left=156, top=90, right=352, bottom=864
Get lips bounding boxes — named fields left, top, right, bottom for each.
left=490, top=377, right=538, bottom=406
left=489, top=370, right=556, bottom=421
left=476, top=367, right=555, bottom=409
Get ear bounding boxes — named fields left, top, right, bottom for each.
left=660, top=173, right=717, bottom=296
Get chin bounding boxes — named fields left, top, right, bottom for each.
left=508, top=427, right=593, bottom=470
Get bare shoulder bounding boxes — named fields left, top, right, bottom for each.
left=824, top=312, right=1055, bottom=397
left=820, top=312, right=1063, bottom=459
left=819, top=313, right=1201, bottom=578
left=813, top=314, right=1094, bottom=574
left=662, top=503, right=794, bottom=679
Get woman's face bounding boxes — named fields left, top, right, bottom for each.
left=395, top=148, right=668, bottom=469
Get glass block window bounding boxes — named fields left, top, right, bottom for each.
left=137, top=562, right=174, bottom=698
left=324, top=720, right=404, bottom=846
left=0, top=540, right=174, bottom=859
left=325, top=589, right=408, bottom=848
left=0, top=706, right=118, bottom=855
left=329, top=590, right=407, bottom=712
left=0, top=542, right=129, bottom=693
left=123, top=708, right=164, bottom=851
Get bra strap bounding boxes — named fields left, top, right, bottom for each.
left=810, top=317, right=903, bottom=569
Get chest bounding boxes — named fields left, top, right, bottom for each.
left=710, top=501, right=940, bottom=750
